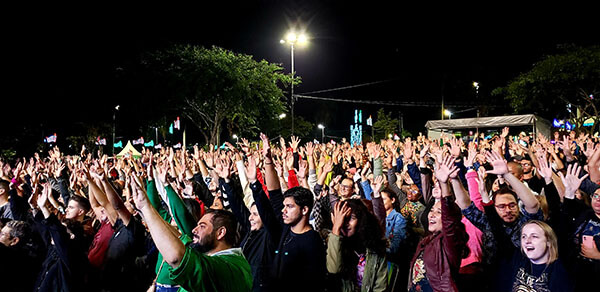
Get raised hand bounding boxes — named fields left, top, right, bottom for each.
left=501, top=127, right=509, bottom=138
left=464, top=142, right=477, bottom=168
left=289, top=136, right=301, bottom=152
left=323, top=159, right=334, bottom=174
left=331, top=201, right=351, bottom=236
left=372, top=175, right=384, bottom=195
left=434, top=154, right=459, bottom=183
left=449, top=137, right=461, bottom=158
left=296, top=159, right=308, bottom=179
left=244, top=156, right=257, bottom=183
left=260, top=133, right=272, bottom=158
left=535, top=152, right=553, bottom=184
left=558, top=163, right=589, bottom=199
left=215, top=158, right=231, bottom=180
left=403, top=138, right=414, bottom=161
left=419, top=143, right=430, bottom=159
left=485, top=151, right=509, bottom=176
left=305, top=142, right=314, bottom=157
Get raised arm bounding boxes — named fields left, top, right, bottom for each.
left=486, top=151, right=539, bottom=214
left=131, top=177, right=185, bottom=268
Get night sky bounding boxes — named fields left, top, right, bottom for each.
left=3, top=2, right=599, bottom=151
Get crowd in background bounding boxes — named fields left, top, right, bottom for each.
left=1, top=128, right=599, bottom=292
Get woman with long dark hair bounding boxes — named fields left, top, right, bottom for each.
left=327, top=198, right=388, bottom=292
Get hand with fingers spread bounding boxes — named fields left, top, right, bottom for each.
left=449, top=137, right=461, bottom=158
left=296, top=160, right=308, bottom=180
left=260, top=133, right=272, bottom=160
left=464, top=142, right=477, bottom=168
left=535, top=152, right=554, bottom=185
left=558, top=163, right=589, bottom=199
left=485, top=151, right=509, bottom=176
left=372, top=175, right=384, bottom=198
left=435, top=154, right=459, bottom=184
left=331, top=201, right=351, bottom=236
left=403, top=139, right=414, bottom=161
left=501, top=127, right=509, bottom=138
left=419, top=143, right=430, bottom=159
left=289, top=136, right=301, bottom=153
left=215, top=158, right=231, bottom=181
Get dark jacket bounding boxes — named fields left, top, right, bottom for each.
left=408, top=197, right=467, bottom=292
left=227, top=178, right=283, bottom=292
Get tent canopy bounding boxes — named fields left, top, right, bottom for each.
left=425, top=114, right=551, bottom=138
left=116, top=141, right=142, bottom=158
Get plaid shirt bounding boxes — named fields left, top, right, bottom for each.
left=462, top=202, right=544, bottom=264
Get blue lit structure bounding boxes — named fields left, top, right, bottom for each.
left=350, top=109, right=363, bottom=147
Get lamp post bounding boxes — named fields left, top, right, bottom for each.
left=232, top=134, right=239, bottom=144
left=281, top=31, right=308, bottom=135
left=318, top=124, right=325, bottom=143
left=112, top=105, right=120, bottom=155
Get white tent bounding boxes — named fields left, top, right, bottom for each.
left=116, top=141, right=142, bottom=158
left=425, top=114, right=551, bottom=139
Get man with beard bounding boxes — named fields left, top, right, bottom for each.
left=453, top=151, right=543, bottom=292
left=130, top=174, right=252, bottom=292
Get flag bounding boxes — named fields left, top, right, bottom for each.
left=44, top=133, right=57, bottom=143
left=366, top=115, right=373, bottom=126
left=144, top=140, right=154, bottom=147
left=95, top=137, right=106, bottom=145
left=174, top=117, right=181, bottom=130
left=114, top=141, right=123, bottom=148
left=154, top=144, right=162, bottom=149
left=173, top=142, right=182, bottom=149
left=133, top=137, right=145, bottom=145
left=169, top=123, right=174, bottom=134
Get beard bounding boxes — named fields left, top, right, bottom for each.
left=190, top=231, right=217, bottom=254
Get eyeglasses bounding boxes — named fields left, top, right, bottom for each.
left=495, top=202, right=518, bottom=210
left=520, top=162, right=531, bottom=167
left=340, top=185, right=353, bottom=190
left=409, top=189, right=419, bottom=194
left=592, top=194, right=600, bottom=201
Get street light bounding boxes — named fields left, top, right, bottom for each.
left=444, top=109, right=452, bottom=119
left=112, top=105, right=120, bottom=155
left=318, top=124, right=325, bottom=143
left=280, top=30, right=308, bottom=135
left=279, top=113, right=286, bottom=119
left=232, top=134, right=239, bottom=143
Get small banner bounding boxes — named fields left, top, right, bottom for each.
left=114, top=141, right=123, bottom=148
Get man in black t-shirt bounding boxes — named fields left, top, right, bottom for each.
left=272, top=187, right=326, bottom=292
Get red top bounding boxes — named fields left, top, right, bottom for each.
left=88, top=220, right=115, bottom=268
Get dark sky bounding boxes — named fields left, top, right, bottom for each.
left=2, top=2, right=599, bottom=148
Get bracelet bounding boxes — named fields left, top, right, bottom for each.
left=466, top=166, right=474, bottom=171
left=265, top=162, right=273, bottom=165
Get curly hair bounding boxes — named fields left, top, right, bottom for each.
left=340, top=199, right=387, bottom=281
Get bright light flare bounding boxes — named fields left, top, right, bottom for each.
left=318, top=124, right=325, bottom=129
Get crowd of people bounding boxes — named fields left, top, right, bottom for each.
left=1, top=128, right=599, bottom=292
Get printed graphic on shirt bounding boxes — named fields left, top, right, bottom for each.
left=582, top=220, right=600, bottom=237
left=512, top=267, right=550, bottom=292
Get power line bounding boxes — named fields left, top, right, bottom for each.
left=299, top=78, right=399, bottom=95
left=294, top=94, right=484, bottom=108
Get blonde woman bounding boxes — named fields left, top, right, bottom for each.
left=509, top=220, right=573, bottom=292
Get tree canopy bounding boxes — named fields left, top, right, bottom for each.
left=144, top=45, right=293, bottom=145
left=492, top=45, right=600, bottom=133
left=373, top=108, right=399, bottom=141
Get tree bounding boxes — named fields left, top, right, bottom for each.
left=144, top=45, right=292, bottom=145
left=373, top=108, right=399, bottom=141
left=492, top=45, right=600, bottom=133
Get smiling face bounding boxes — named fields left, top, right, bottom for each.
left=427, top=201, right=442, bottom=233
left=339, top=178, right=354, bottom=199
left=407, top=184, right=421, bottom=202
left=191, top=213, right=217, bottom=253
left=248, top=204, right=263, bottom=231
left=521, top=223, right=550, bottom=264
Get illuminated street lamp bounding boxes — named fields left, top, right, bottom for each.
left=318, top=124, right=325, bottom=143
left=444, top=109, right=453, bottom=119
left=112, top=105, right=120, bottom=155
left=280, top=30, right=308, bottom=135
left=279, top=113, right=287, bottom=119
left=232, top=134, right=239, bottom=143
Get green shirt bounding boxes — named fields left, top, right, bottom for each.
left=147, top=180, right=197, bottom=289
left=169, top=234, right=253, bottom=292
